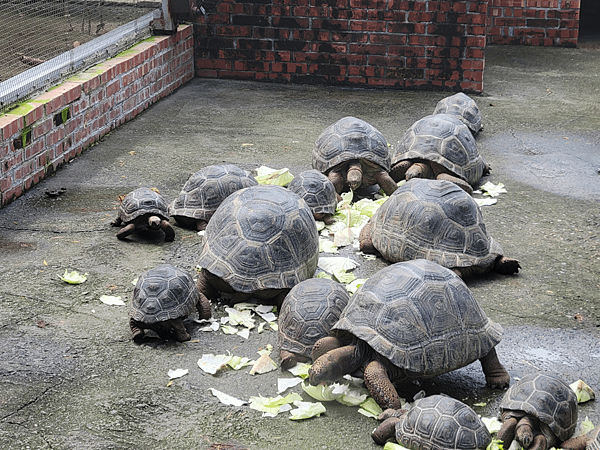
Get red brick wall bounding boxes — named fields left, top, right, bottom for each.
left=487, top=0, right=580, bottom=46
left=0, top=26, right=194, bottom=208
left=194, top=0, right=489, bottom=92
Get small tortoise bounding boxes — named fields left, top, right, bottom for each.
left=309, top=259, right=510, bottom=410
left=433, top=93, right=483, bottom=135
left=169, top=164, right=258, bottom=231
left=497, top=373, right=578, bottom=450
left=312, top=116, right=398, bottom=197
left=129, top=264, right=211, bottom=342
left=359, top=178, right=521, bottom=278
left=197, top=185, right=319, bottom=307
left=390, top=114, right=489, bottom=194
left=287, top=169, right=338, bottom=225
left=112, top=187, right=174, bottom=242
left=277, top=278, right=350, bottom=370
left=372, top=395, right=492, bottom=450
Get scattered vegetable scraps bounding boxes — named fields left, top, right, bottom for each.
left=59, top=269, right=88, bottom=284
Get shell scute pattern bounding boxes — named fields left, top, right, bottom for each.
left=170, top=164, right=258, bottom=221
left=312, top=116, right=391, bottom=173
left=118, top=187, right=169, bottom=223
left=333, top=259, right=503, bottom=377
left=130, top=264, right=198, bottom=324
left=368, top=179, right=501, bottom=268
left=393, top=114, right=486, bottom=185
left=287, top=169, right=337, bottom=216
left=397, top=395, right=491, bottom=450
left=198, top=185, right=319, bottom=293
left=278, top=278, right=350, bottom=358
left=500, top=373, right=578, bottom=442
left=433, top=93, right=483, bottom=134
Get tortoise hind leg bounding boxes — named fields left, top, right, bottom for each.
left=363, top=359, right=404, bottom=410
left=479, top=347, right=510, bottom=389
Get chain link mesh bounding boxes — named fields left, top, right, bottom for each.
left=1, top=0, right=161, bottom=83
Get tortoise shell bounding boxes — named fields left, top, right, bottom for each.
left=366, top=178, right=504, bottom=270
left=395, top=395, right=491, bottom=450
left=500, top=373, right=578, bottom=442
left=118, top=187, right=170, bottom=223
left=278, top=278, right=350, bottom=359
left=130, top=264, right=199, bottom=324
left=197, top=185, right=319, bottom=293
left=287, top=169, right=338, bottom=218
left=433, top=93, right=483, bottom=134
left=312, top=116, right=391, bottom=173
left=392, top=114, right=487, bottom=185
left=588, top=427, right=600, bottom=450
left=332, top=259, right=503, bottom=377
left=169, top=164, right=258, bottom=221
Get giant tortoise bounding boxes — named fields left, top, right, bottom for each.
left=308, top=259, right=510, bottom=410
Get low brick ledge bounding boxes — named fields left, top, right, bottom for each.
left=0, top=25, right=194, bottom=208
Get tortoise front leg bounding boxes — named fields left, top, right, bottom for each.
left=374, top=170, right=398, bottom=196
left=279, top=350, right=310, bottom=370
left=196, top=219, right=208, bottom=231
left=116, top=223, right=137, bottom=240
left=165, top=318, right=191, bottom=342
left=497, top=416, right=519, bottom=450
left=405, top=162, right=433, bottom=180
left=327, top=169, right=346, bottom=195
left=479, top=347, right=510, bottom=389
left=160, top=219, right=175, bottom=242
left=515, top=416, right=537, bottom=449
left=389, top=160, right=412, bottom=182
left=494, top=256, right=521, bottom=275
left=129, top=318, right=145, bottom=343
left=363, top=359, right=404, bottom=410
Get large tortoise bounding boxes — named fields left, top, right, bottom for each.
left=111, top=187, right=174, bottom=242
left=497, top=373, right=578, bottom=450
left=561, top=426, right=600, bottom=450
left=129, top=264, right=211, bottom=342
left=308, top=259, right=510, bottom=410
left=312, top=116, right=398, bottom=197
left=372, top=395, right=492, bottom=449
left=433, top=93, right=483, bottom=135
left=277, top=278, right=350, bottom=370
left=169, top=164, right=258, bottom=231
left=390, top=114, right=489, bottom=194
left=287, top=169, right=338, bottom=225
left=197, top=185, right=319, bottom=307
left=359, top=178, right=521, bottom=278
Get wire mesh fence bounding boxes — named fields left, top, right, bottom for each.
left=0, top=0, right=161, bottom=83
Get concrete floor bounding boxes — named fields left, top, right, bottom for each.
left=0, top=43, right=599, bottom=449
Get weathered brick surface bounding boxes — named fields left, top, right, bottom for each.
left=486, top=0, right=580, bottom=46
left=0, top=25, right=194, bottom=208
left=194, top=0, right=489, bottom=92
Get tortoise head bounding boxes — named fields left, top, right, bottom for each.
left=346, top=160, right=363, bottom=190
left=308, top=344, right=362, bottom=386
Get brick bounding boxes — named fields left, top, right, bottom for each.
left=0, top=114, right=24, bottom=141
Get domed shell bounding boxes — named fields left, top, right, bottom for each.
left=367, top=178, right=503, bottom=269
left=588, top=427, right=600, bottom=450
left=312, top=116, right=391, bottom=173
left=396, top=395, right=491, bottom=450
left=118, top=187, right=170, bottom=223
left=197, top=185, right=319, bottom=293
left=433, top=93, right=483, bottom=134
left=130, top=264, right=199, bottom=324
left=169, top=164, right=258, bottom=220
left=393, top=114, right=487, bottom=185
left=278, top=278, right=350, bottom=359
left=332, top=259, right=503, bottom=377
left=287, top=169, right=338, bottom=217
left=500, top=373, right=578, bottom=442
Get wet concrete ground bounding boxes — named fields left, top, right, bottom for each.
left=1, top=43, right=599, bottom=450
